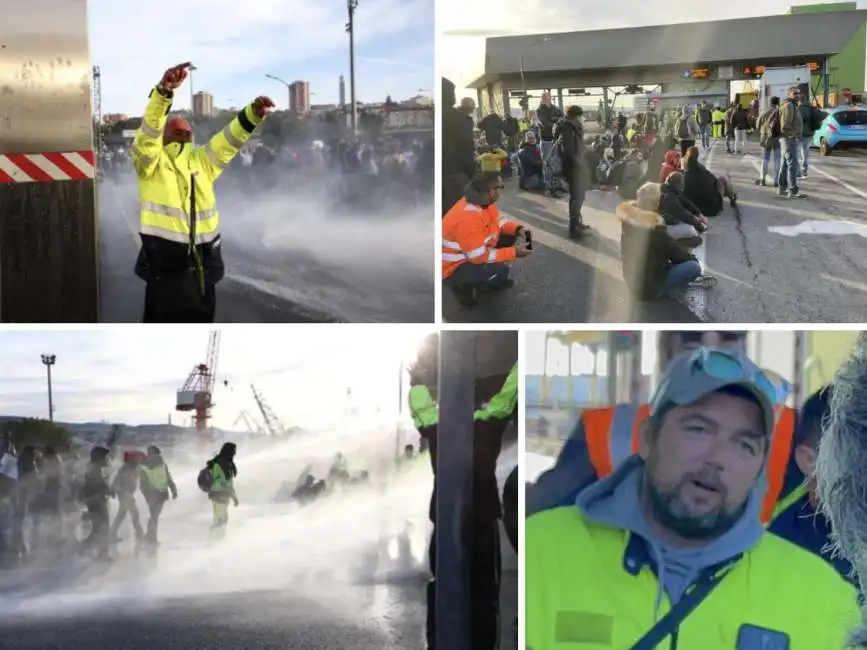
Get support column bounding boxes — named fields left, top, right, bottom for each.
left=557, top=88, right=564, bottom=111
left=435, top=330, right=475, bottom=650
left=823, top=57, right=831, bottom=107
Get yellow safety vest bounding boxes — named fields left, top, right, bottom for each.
left=526, top=507, right=858, bottom=649
left=141, top=464, right=169, bottom=491
left=132, top=88, right=264, bottom=246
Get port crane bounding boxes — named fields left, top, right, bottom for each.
left=176, top=331, right=221, bottom=441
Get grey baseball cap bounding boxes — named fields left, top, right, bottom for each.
left=650, top=348, right=778, bottom=438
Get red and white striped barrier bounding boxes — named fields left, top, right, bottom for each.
left=0, top=150, right=96, bottom=183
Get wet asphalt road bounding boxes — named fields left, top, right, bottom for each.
left=97, top=172, right=435, bottom=323
left=444, top=139, right=867, bottom=323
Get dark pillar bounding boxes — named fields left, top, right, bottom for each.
left=435, top=330, right=476, bottom=650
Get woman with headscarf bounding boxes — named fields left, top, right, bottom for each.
left=206, top=442, right=238, bottom=535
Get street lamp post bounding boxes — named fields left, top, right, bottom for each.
left=189, top=64, right=198, bottom=117
left=40, top=354, right=56, bottom=422
left=346, top=0, right=359, bottom=135
left=265, top=73, right=292, bottom=113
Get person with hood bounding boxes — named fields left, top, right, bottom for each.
left=132, top=62, right=274, bottom=323
left=139, top=445, right=177, bottom=548
left=797, top=93, right=821, bottom=179
left=441, top=78, right=477, bottom=216
left=79, top=446, right=114, bottom=561
left=616, top=182, right=713, bottom=301
left=517, top=131, right=544, bottom=191
left=207, top=442, right=239, bottom=534
left=527, top=347, right=858, bottom=650
left=442, top=152, right=533, bottom=307
left=682, top=146, right=737, bottom=216
left=658, top=172, right=709, bottom=244
left=615, top=150, right=645, bottom=200
left=110, top=451, right=145, bottom=546
left=674, top=105, right=699, bottom=156
left=556, top=105, right=592, bottom=238
left=658, top=149, right=681, bottom=183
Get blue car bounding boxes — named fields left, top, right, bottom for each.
left=812, top=106, right=867, bottom=155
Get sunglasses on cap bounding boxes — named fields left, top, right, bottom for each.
left=656, top=347, right=792, bottom=412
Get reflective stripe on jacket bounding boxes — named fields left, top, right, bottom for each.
left=526, top=506, right=858, bottom=649
left=141, top=464, right=169, bottom=491
left=442, top=198, right=520, bottom=280
left=577, top=403, right=796, bottom=524
left=132, top=87, right=264, bottom=247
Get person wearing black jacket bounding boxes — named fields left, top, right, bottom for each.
left=556, top=105, right=592, bottom=238
left=658, top=172, right=708, bottom=244
left=682, top=146, right=737, bottom=216
left=441, top=78, right=477, bottom=216
left=731, top=103, right=750, bottom=154
left=79, top=446, right=114, bottom=562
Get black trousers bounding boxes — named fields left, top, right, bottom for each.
left=564, top=165, right=585, bottom=220
left=143, top=273, right=216, bottom=323
left=443, top=173, right=470, bottom=218
left=424, top=426, right=503, bottom=650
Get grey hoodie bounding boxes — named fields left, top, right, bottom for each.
left=576, top=455, right=766, bottom=610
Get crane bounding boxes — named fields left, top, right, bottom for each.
left=251, top=385, right=285, bottom=436
left=176, top=331, right=221, bottom=441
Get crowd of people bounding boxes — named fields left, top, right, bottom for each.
left=0, top=439, right=181, bottom=565
left=440, top=77, right=835, bottom=307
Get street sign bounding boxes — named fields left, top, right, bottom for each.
left=121, top=129, right=136, bottom=139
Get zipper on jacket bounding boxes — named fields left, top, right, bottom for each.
left=670, top=627, right=679, bottom=650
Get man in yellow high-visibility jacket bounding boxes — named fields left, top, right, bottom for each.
left=407, top=333, right=518, bottom=650
left=132, top=62, right=274, bottom=323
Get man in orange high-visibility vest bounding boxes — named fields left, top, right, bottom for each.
left=528, top=331, right=796, bottom=525
left=442, top=151, right=533, bottom=307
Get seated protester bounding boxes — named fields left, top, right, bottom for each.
left=595, top=147, right=616, bottom=186
left=616, top=151, right=645, bottom=200
left=769, top=385, right=855, bottom=584
left=442, top=151, right=534, bottom=306
left=659, top=171, right=709, bottom=246
left=526, top=349, right=859, bottom=650
left=584, top=144, right=603, bottom=189
left=682, top=146, right=738, bottom=216
left=658, top=149, right=681, bottom=183
left=616, top=182, right=716, bottom=301
left=517, top=131, right=544, bottom=191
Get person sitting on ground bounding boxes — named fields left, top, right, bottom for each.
left=615, top=150, right=645, bottom=200
left=658, top=149, right=681, bottom=183
left=682, top=146, right=738, bottom=216
left=517, top=131, right=544, bottom=191
left=442, top=151, right=533, bottom=307
left=595, top=147, right=616, bottom=186
left=658, top=172, right=709, bottom=247
left=616, top=182, right=716, bottom=301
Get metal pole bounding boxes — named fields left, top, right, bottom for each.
left=436, top=330, right=475, bottom=650
left=41, top=354, right=56, bottom=422
left=347, top=0, right=358, bottom=135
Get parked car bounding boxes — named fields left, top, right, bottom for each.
left=812, top=106, right=867, bottom=155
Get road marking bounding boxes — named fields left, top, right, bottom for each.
left=769, top=220, right=867, bottom=237
left=808, top=162, right=867, bottom=201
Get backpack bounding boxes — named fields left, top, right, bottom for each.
left=677, top=118, right=691, bottom=140
left=197, top=465, right=213, bottom=493
left=765, top=108, right=781, bottom=139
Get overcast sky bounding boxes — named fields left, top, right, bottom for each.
left=439, top=0, right=867, bottom=96
left=0, top=327, right=432, bottom=430
left=90, top=0, right=433, bottom=114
